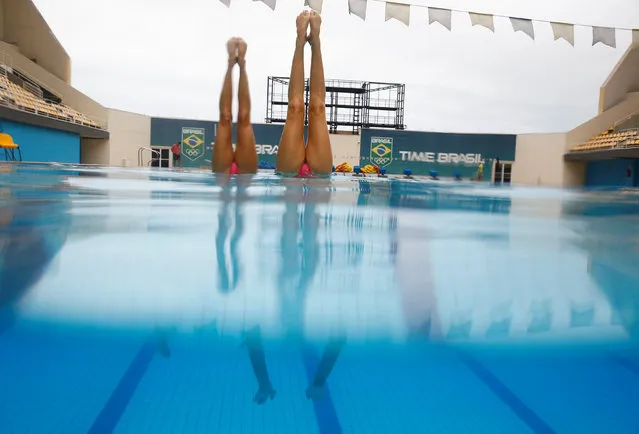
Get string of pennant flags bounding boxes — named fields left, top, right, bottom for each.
left=217, top=0, right=639, bottom=49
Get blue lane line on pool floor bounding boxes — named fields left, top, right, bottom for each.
left=88, top=337, right=157, bottom=434
left=300, top=344, right=342, bottom=434
left=611, top=356, right=639, bottom=376
left=455, top=349, right=556, bottom=434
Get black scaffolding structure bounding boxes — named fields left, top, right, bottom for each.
left=265, top=77, right=406, bottom=134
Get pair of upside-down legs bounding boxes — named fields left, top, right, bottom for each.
left=212, top=10, right=332, bottom=176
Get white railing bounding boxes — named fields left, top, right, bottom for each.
left=138, top=147, right=159, bottom=167
left=613, top=109, right=639, bottom=130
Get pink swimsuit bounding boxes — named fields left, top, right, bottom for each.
left=295, top=163, right=313, bottom=178
left=229, top=161, right=240, bottom=175
left=229, top=161, right=313, bottom=177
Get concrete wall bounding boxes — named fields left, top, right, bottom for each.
left=567, top=92, right=639, bottom=148
left=513, top=133, right=586, bottom=187
left=107, top=109, right=150, bottom=167
left=331, top=133, right=360, bottom=167
left=0, top=1, right=4, bottom=40
left=599, top=44, right=639, bottom=113
left=0, top=119, right=80, bottom=163
left=80, top=138, right=109, bottom=165
left=1, top=0, right=70, bottom=84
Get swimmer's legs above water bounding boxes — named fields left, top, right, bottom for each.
left=212, top=38, right=258, bottom=174
left=276, top=11, right=333, bottom=175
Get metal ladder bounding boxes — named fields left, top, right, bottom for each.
left=137, top=147, right=160, bottom=167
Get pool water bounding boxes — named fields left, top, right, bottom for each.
left=1, top=163, right=638, bottom=433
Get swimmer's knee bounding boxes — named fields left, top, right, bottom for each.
left=288, top=97, right=305, bottom=115
left=219, top=109, right=233, bottom=125
left=309, top=98, right=325, bottom=115
left=238, top=108, right=250, bottom=125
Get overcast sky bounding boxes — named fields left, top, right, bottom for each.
left=32, top=0, right=639, bottom=134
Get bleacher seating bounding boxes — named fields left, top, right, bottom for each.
left=0, top=74, right=103, bottom=129
left=571, top=128, right=639, bottom=152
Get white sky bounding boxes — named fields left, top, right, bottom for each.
left=33, top=0, right=639, bottom=134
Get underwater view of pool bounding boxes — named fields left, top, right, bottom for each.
left=0, top=163, right=638, bottom=433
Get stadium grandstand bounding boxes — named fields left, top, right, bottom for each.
left=515, top=36, right=639, bottom=187
left=0, top=0, right=108, bottom=164
left=0, top=0, right=638, bottom=188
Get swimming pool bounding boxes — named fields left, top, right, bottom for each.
left=0, top=163, right=638, bottom=433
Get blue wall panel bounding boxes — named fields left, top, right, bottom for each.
left=360, top=129, right=517, bottom=178
left=0, top=120, right=80, bottom=163
left=586, top=159, right=638, bottom=187
left=150, top=118, right=292, bottom=169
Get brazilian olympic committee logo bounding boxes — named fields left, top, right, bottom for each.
left=370, top=137, right=393, bottom=167
left=181, top=127, right=205, bottom=161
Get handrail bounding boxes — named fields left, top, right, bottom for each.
left=613, top=109, right=639, bottom=130
left=138, top=147, right=159, bottom=167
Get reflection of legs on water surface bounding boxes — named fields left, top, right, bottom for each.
left=215, top=177, right=251, bottom=293
left=212, top=38, right=257, bottom=174
left=277, top=181, right=324, bottom=335
left=276, top=183, right=346, bottom=401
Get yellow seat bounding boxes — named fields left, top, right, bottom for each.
left=0, top=133, right=18, bottom=149
left=0, top=133, right=21, bottom=162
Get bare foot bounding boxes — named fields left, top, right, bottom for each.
left=296, top=11, right=310, bottom=41
left=227, top=38, right=238, bottom=65
left=308, top=10, right=321, bottom=43
left=236, top=38, right=247, bottom=67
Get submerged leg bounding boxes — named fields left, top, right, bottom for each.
left=275, top=11, right=309, bottom=173
left=234, top=38, right=258, bottom=173
left=212, top=39, right=237, bottom=173
left=305, top=11, right=332, bottom=175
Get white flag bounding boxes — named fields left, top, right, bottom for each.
left=428, top=8, right=451, bottom=31
left=304, top=0, right=323, bottom=13
left=254, top=0, right=276, bottom=11
left=551, top=22, right=574, bottom=46
left=510, top=17, right=535, bottom=40
left=469, top=13, right=494, bottom=33
left=593, top=27, right=616, bottom=48
left=385, top=2, right=410, bottom=26
left=348, top=0, right=367, bottom=20
left=219, top=0, right=230, bottom=6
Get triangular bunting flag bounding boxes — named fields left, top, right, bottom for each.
left=348, top=0, right=367, bottom=20
left=304, top=0, right=323, bottom=13
left=593, top=27, right=616, bottom=48
left=551, top=22, right=574, bottom=46
left=385, top=2, right=410, bottom=26
left=469, top=12, right=494, bottom=33
left=510, top=17, right=535, bottom=40
left=633, top=29, right=639, bottom=44
left=254, top=0, right=276, bottom=11
left=219, top=0, right=230, bottom=6
left=428, top=8, right=451, bottom=31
